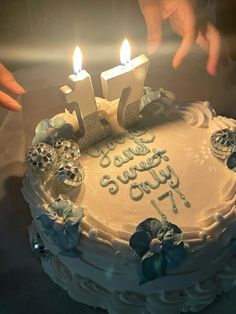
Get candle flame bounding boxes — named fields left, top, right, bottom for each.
left=73, top=46, right=82, bottom=76
left=120, top=39, right=131, bottom=66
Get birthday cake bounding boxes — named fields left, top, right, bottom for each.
left=22, top=87, right=236, bottom=314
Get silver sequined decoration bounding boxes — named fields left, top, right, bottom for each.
left=26, top=143, right=57, bottom=173
left=55, top=159, right=84, bottom=190
left=54, top=138, right=81, bottom=161
left=210, top=129, right=236, bottom=160
left=31, top=232, right=46, bottom=255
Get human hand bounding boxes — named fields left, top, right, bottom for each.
left=139, top=0, right=229, bottom=76
left=0, top=63, right=25, bottom=111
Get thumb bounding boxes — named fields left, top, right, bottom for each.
left=139, top=0, right=162, bottom=55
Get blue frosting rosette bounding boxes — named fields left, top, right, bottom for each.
left=37, top=197, right=84, bottom=256
left=33, top=117, right=76, bottom=146
left=129, top=218, right=186, bottom=284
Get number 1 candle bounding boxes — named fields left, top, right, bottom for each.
left=60, top=46, right=111, bottom=149
left=101, top=39, right=150, bottom=129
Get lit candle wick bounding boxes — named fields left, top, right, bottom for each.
left=120, top=39, right=131, bottom=67
left=75, top=70, right=80, bottom=80
left=73, top=46, right=83, bottom=79
left=101, top=39, right=150, bottom=129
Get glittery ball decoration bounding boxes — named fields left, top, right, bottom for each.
left=31, top=233, right=46, bottom=255
left=55, top=159, right=84, bottom=190
left=210, top=129, right=236, bottom=160
left=26, top=143, right=57, bottom=173
left=54, top=138, right=81, bottom=161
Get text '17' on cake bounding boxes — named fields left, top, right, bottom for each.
left=22, top=42, right=236, bottom=314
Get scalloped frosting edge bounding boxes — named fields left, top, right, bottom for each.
left=40, top=243, right=236, bottom=314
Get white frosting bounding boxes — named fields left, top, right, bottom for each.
left=176, top=101, right=216, bottom=128
left=22, top=96, right=236, bottom=313
left=39, top=248, right=236, bottom=314
left=79, top=126, right=227, bottom=229
left=209, top=115, right=236, bottom=133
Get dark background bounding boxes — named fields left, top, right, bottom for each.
left=0, top=0, right=147, bottom=71
left=0, top=0, right=236, bottom=72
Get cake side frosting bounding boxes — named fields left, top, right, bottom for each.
left=38, top=245, right=236, bottom=314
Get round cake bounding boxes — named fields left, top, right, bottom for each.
left=22, top=88, right=236, bottom=314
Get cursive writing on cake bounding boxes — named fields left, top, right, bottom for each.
left=86, top=129, right=190, bottom=213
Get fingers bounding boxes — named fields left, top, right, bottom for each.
left=172, top=3, right=198, bottom=68
left=0, top=90, right=21, bottom=111
left=139, top=0, right=162, bottom=55
left=206, top=23, right=222, bottom=76
left=0, top=63, right=25, bottom=95
left=172, top=33, right=197, bottom=68
left=196, top=22, right=228, bottom=76
left=0, top=63, right=24, bottom=111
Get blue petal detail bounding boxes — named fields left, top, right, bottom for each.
left=37, top=198, right=84, bottom=255
left=129, top=231, right=152, bottom=257
left=164, top=242, right=185, bottom=271
left=136, top=218, right=163, bottom=239
left=227, top=152, right=236, bottom=172
left=33, top=118, right=76, bottom=146
left=141, top=251, right=166, bottom=284
left=38, top=214, right=55, bottom=229
left=129, top=218, right=186, bottom=284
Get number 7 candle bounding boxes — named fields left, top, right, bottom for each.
left=101, top=39, right=150, bottom=129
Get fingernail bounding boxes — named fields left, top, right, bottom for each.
left=9, top=80, right=26, bottom=94
left=15, top=85, right=26, bottom=94
left=172, top=58, right=180, bottom=69
left=9, top=101, right=22, bottom=111
left=207, top=63, right=217, bottom=76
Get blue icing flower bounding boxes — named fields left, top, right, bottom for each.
left=37, top=198, right=84, bottom=256
left=33, top=117, right=76, bottom=146
left=129, top=218, right=185, bottom=284
left=227, top=151, right=236, bottom=172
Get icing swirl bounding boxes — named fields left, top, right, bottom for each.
left=176, top=101, right=216, bottom=128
